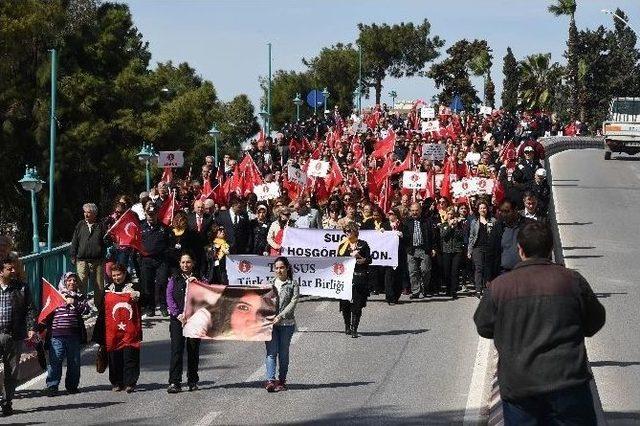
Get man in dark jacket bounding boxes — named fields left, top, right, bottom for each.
left=488, top=199, right=528, bottom=279
left=401, top=203, right=436, bottom=299
left=0, top=257, right=36, bottom=416
left=474, top=222, right=605, bottom=425
left=70, top=203, right=106, bottom=311
left=139, top=201, right=171, bottom=317
left=216, top=198, right=252, bottom=254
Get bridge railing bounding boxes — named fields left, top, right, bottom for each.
left=20, top=243, right=75, bottom=309
left=538, top=136, right=604, bottom=156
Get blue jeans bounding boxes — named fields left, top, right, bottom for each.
left=265, top=325, right=295, bottom=382
left=46, top=335, right=81, bottom=390
left=503, top=382, right=597, bottom=426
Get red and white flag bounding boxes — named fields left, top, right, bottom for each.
left=106, top=210, right=146, bottom=254
left=37, top=278, right=66, bottom=324
left=157, top=190, right=175, bottom=227
left=104, top=292, right=142, bottom=352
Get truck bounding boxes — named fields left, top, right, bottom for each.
left=602, top=97, right=640, bottom=160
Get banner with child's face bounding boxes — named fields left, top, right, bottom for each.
left=182, top=281, right=277, bottom=341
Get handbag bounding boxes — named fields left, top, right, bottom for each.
left=96, top=345, right=108, bottom=374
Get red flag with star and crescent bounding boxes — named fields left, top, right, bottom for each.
left=106, top=209, right=146, bottom=255
left=38, top=278, right=66, bottom=324
left=104, top=292, right=142, bottom=352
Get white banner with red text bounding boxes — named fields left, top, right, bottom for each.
left=281, top=228, right=399, bottom=268
left=226, top=255, right=356, bottom=301
left=451, top=177, right=495, bottom=198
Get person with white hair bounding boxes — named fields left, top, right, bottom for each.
left=530, top=168, right=551, bottom=216
left=70, top=203, right=106, bottom=311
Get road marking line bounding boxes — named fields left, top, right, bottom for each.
left=194, top=410, right=222, bottom=426
left=315, top=300, right=331, bottom=312
left=291, top=326, right=308, bottom=345
left=463, top=337, right=491, bottom=425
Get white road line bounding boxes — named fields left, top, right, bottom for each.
left=194, top=410, right=222, bottom=426
left=243, top=326, right=309, bottom=383
left=463, top=337, right=492, bottom=426
left=315, top=300, right=331, bottom=312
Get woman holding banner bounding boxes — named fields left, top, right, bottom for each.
left=338, top=222, right=372, bottom=338
left=264, top=257, right=299, bottom=392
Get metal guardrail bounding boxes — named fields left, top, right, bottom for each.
left=20, top=243, right=74, bottom=309
left=538, top=135, right=605, bottom=156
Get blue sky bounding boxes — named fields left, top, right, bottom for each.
left=120, top=0, right=639, bottom=109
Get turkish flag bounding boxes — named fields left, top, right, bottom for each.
left=372, top=130, right=396, bottom=159
left=391, top=150, right=412, bottom=175
left=324, top=156, right=344, bottom=192
left=237, top=154, right=264, bottom=195
left=161, top=167, right=173, bottom=184
left=38, top=278, right=66, bottom=324
left=158, top=190, right=175, bottom=226
left=289, top=138, right=302, bottom=157
left=107, top=210, right=146, bottom=254
left=104, top=292, right=142, bottom=352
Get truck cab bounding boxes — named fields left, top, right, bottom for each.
left=603, top=97, right=640, bottom=160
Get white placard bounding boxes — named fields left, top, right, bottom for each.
left=158, top=151, right=184, bottom=168
left=307, top=159, right=330, bottom=178
left=421, top=107, right=435, bottom=119
left=281, top=228, right=399, bottom=268
left=402, top=171, right=428, bottom=190
left=287, top=165, right=307, bottom=187
left=451, top=177, right=495, bottom=198
left=227, top=255, right=356, bottom=301
left=421, top=120, right=440, bottom=133
left=421, top=143, right=446, bottom=161
left=464, top=152, right=481, bottom=164
left=480, top=106, right=493, bottom=115
left=253, top=182, right=280, bottom=201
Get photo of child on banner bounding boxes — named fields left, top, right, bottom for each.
left=182, top=280, right=277, bottom=341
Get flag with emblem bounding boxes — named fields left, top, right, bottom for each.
left=37, top=278, right=66, bottom=324
left=104, top=292, right=142, bottom=352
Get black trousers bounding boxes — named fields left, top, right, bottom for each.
left=169, top=317, right=200, bottom=385
left=471, top=246, right=491, bottom=293
left=441, top=252, right=463, bottom=295
left=108, top=348, right=140, bottom=387
left=139, top=256, right=169, bottom=310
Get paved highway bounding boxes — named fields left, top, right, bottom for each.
left=550, top=149, right=640, bottom=425
left=9, top=292, right=481, bottom=424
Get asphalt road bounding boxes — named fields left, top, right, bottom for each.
left=550, top=149, right=640, bottom=425
left=7, top=290, right=481, bottom=424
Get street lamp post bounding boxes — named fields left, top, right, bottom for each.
left=602, top=9, right=640, bottom=37
left=293, top=93, right=303, bottom=121
left=19, top=166, right=45, bottom=253
left=208, top=125, right=221, bottom=165
left=47, top=48, right=58, bottom=250
left=137, top=142, right=158, bottom=192
left=358, top=44, right=363, bottom=115
left=322, top=87, right=330, bottom=114
left=388, top=90, right=397, bottom=109
left=267, top=42, right=272, bottom=135
left=259, top=109, right=270, bottom=134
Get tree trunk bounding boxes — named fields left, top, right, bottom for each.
left=375, top=80, right=383, bottom=105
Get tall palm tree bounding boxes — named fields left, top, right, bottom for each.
left=518, top=53, right=562, bottom=111
left=468, top=50, right=492, bottom=105
left=548, top=0, right=579, bottom=119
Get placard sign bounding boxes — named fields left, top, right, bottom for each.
left=158, top=151, right=184, bottom=168
left=420, top=107, right=435, bottom=119
left=421, top=143, right=446, bottom=161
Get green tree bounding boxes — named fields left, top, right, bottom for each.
left=357, top=20, right=444, bottom=104
left=548, top=0, right=579, bottom=119
left=212, top=94, right=260, bottom=158
left=303, top=43, right=358, bottom=114
left=428, top=39, right=491, bottom=110
left=607, top=9, right=640, bottom=98
left=485, top=73, right=496, bottom=108
left=261, top=70, right=314, bottom=130
left=467, top=45, right=493, bottom=105
left=501, top=47, right=519, bottom=113
left=518, top=53, right=563, bottom=111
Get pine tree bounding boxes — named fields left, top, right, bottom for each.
left=501, top=47, right=519, bottom=112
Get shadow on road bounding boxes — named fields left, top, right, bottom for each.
left=594, top=292, right=628, bottom=298
left=299, top=329, right=429, bottom=337
left=557, top=221, right=593, bottom=226
left=590, top=361, right=640, bottom=368
left=563, top=246, right=596, bottom=250
left=280, top=406, right=465, bottom=425
left=213, top=380, right=374, bottom=391
left=563, top=255, right=603, bottom=259
left=14, top=401, right=122, bottom=415
left=606, top=410, right=640, bottom=424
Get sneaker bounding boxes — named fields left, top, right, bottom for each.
left=265, top=380, right=277, bottom=392
left=187, top=383, right=198, bottom=392
left=1, top=401, right=12, bottom=416
left=145, top=308, right=156, bottom=318
left=167, top=383, right=181, bottom=394
left=409, top=293, right=421, bottom=300
left=46, top=386, right=58, bottom=397
left=274, top=380, right=287, bottom=392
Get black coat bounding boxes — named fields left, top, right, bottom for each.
left=248, top=218, right=271, bottom=255
left=401, top=218, right=435, bottom=255
left=70, top=220, right=106, bottom=261
left=215, top=210, right=252, bottom=254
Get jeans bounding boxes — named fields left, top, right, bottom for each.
left=0, top=334, right=21, bottom=402
left=46, top=335, right=81, bottom=390
left=503, top=382, right=597, bottom=426
left=76, top=259, right=105, bottom=312
left=407, top=248, right=431, bottom=295
left=265, top=325, right=295, bottom=382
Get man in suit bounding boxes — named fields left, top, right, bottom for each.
left=216, top=198, right=252, bottom=254
left=402, top=203, right=436, bottom=299
left=520, top=192, right=548, bottom=224
left=291, top=199, right=322, bottom=229
left=187, top=199, right=214, bottom=271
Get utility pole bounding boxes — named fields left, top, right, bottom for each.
left=47, top=49, right=58, bottom=251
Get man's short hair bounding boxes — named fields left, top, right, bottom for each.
left=523, top=191, right=537, bottom=200
left=517, top=222, right=553, bottom=259
left=83, top=203, right=98, bottom=214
